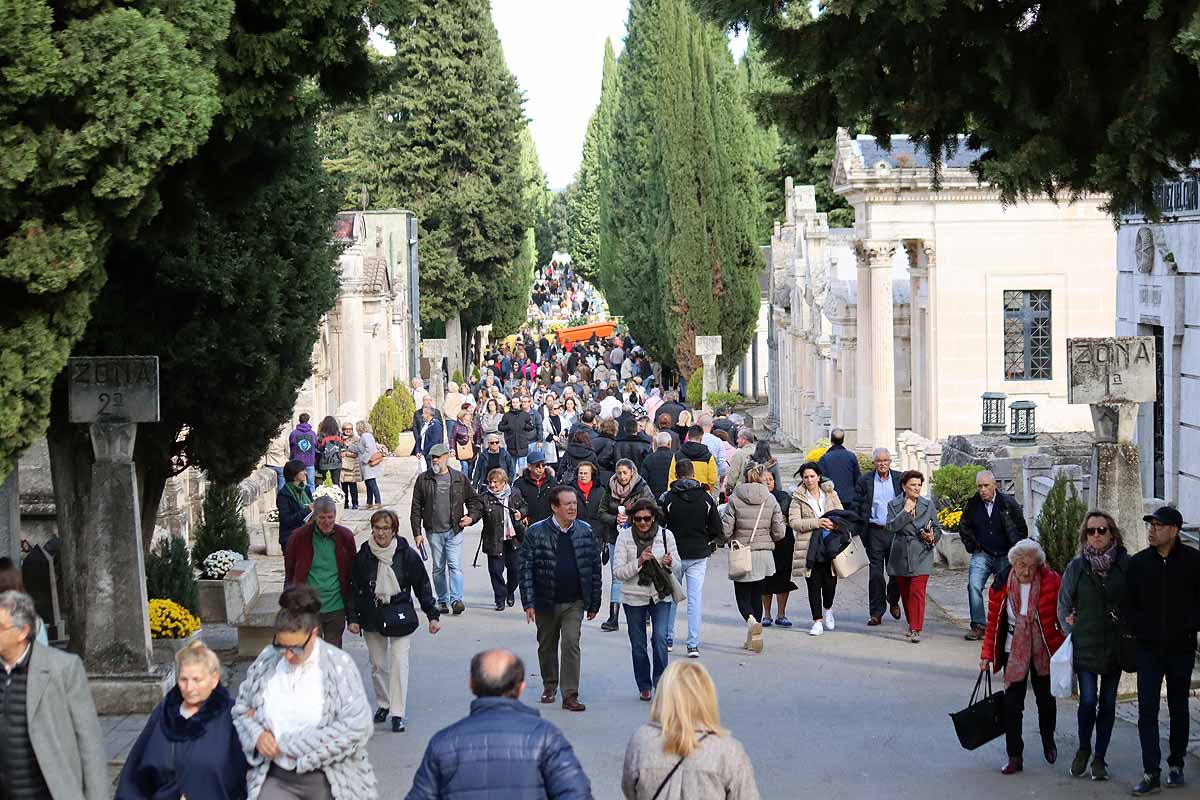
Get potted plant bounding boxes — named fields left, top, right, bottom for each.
left=191, top=485, right=251, bottom=623
left=149, top=598, right=202, bottom=663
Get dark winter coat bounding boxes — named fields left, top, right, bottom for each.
left=1057, top=549, right=1130, bottom=674
left=346, top=538, right=439, bottom=634
left=597, top=476, right=655, bottom=545
left=115, top=685, right=247, bottom=800
left=406, top=697, right=591, bottom=800
left=849, top=469, right=903, bottom=533
left=513, top=468, right=560, bottom=527
left=275, top=485, right=310, bottom=551
left=519, top=517, right=603, bottom=614
left=658, top=478, right=722, bottom=560
left=499, top=410, right=537, bottom=457
left=816, top=444, right=860, bottom=507
left=471, top=447, right=517, bottom=488
left=410, top=468, right=484, bottom=537
left=612, top=434, right=651, bottom=471
left=590, top=432, right=617, bottom=472
left=479, top=491, right=528, bottom=557
left=656, top=401, right=686, bottom=426
left=413, top=416, right=445, bottom=457
left=959, top=491, right=1029, bottom=556
left=1122, top=539, right=1200, bottom=656
left=557, top=441, right=599, bottom=485
left=639, top=449, right=675, bottom=498
left=316, top=434, right=345, bottom=472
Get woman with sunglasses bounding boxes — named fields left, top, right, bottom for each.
left=233, top=586, right=375, bottom=799
left=613, top=498, right=680, bottom=701
left=1056, top=510, right=1130, bottom=781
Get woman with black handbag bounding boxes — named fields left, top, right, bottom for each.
left=346, top=509, right=440, bottom=733
left=1056, top=510, right=1130, bottom=781
left=479, top=468, right=528, bottom=611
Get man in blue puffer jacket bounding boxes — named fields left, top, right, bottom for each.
left=407, top=649, right=592, bottom=800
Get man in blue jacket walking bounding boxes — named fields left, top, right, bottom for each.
left=407, top=649, right=592, bottom=800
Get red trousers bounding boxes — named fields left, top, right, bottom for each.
left=894, top=575, right=929, bottom=632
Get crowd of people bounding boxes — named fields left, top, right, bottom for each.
left=528, top=261, right=607, bottom=324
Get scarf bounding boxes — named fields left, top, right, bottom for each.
left=368, top=538, right=401, bottom=604
left=1004, top=567, right=1050, bottom=687
left=488, top=485, right=518, bottom=541
left=284, top=481, right=311, bottom=509
left=632, top=523, right=657, bottom=557
left=577, top=480, right=594, bottom=501
left=1082, top=541, right=1116, bottom=576
left=608, top=473, right=638, bottom=502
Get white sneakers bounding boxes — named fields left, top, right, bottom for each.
left=823, top=609, right=836, bottom=630
left=744, top=617, right=764, bottom=652
left=808, top=620, right=824, bottom=636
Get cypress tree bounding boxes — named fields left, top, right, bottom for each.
left=570, top=38, right=621, bottom=284
left=489, top=128, right=544, bottom=338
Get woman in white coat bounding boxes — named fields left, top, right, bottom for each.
left=541, top=399, right=567, bottom=465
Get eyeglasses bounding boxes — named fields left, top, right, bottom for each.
left=1085, top=527, right=1109, bottom=535
left=633, top=515, right=654, bottom=522
left=272, top=630, right=314, bottom=656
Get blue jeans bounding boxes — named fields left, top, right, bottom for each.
left=267, top=465, right=284, bottom=491
left=364, top=478, right=381, bottom=506
left=305, top=465, right=316, bottom=493
left=1077, top=669, right=1120, bottom=758
left=968, top=552, right=1008, bottom=628
left=624, top=602, right=673, bottom=692
left=666, top=558, right=707, bottom=648
left=608, top=543, right=622, bottom=604
left=1136, top=648, right=1195, bottom=773
left=427, top=530, right=463, bottom=604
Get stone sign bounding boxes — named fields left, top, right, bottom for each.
left=68, top=356, right=160, bottom=424
left=1067, top=337, right=1155, bottom=405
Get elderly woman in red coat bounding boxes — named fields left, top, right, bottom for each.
left=979, top=538, right=1066, bottom=776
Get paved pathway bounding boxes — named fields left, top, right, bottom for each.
left=105, top=450, right=1200, bottom=796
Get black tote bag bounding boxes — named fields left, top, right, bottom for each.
left=950, top=670, right=1006, bottom=750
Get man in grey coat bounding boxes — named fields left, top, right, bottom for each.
left=0, top=590, right=107, bottom=800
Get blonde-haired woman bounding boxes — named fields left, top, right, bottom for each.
left=722, top=464, right=785, bottom=652
left=621, top=661, right=759, bottom=799
left=355, top=420, right=383, bottom=509
left=116, top=640, right=247, bottom=798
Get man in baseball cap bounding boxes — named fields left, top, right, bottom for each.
left=1126, top=505, right=1200, bottom=794
left=411, top=443, right=482, bottom=615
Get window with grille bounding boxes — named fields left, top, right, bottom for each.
left=1003, top=290, right=1052, bottom=380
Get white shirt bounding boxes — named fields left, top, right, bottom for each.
left=600, top=396, right=623, bottom=420
left=801, top=487, right=826, bottom=517
left=983, top=498, right=995, bottom=517
left=1005, top=584, right=1033, bottom=654
left=263, top=638, right=325, bottom=769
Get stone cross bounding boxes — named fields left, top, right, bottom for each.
left=422, top=338, right=449, bottom=408
left=478, top=324, right=493, bottom=367
left=1068, top=337, right=1156, bottom=553
left=695, top=336, right=723, bottom=412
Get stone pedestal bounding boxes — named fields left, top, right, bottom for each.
left=422, top=339, right=448, bottom=409
left=1088, top=402, right=1148, bottom=553
left=0, top=468, right=19, bottom=564
left=445, top=314, right=465, bottom=380
left=477, top=324, right=493, bottom=367
left=695, top=335, right=723, bottom=412
left=81, top=424, right=153, bottom=677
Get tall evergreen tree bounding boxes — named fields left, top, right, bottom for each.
left=330, top=0, right=527, bottom=324
left=608, top=0, right=761, bottom=375
left=546, top=187, right=573, bottom=255
left=487, top=127, right=544, bottom=338
left=569, top=38, right=621, bottom=284
left=595, top=40, right=623, bottom=296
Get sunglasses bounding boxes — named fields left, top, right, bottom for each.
left=272, top=630, right=314, bottom=656
left=633, top=515, right=654, bottom=522
left=1085, top=527, right=1110, bottom=535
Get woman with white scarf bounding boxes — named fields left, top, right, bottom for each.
left=479, top=469, right=529, bottom=611
left=346, top=509, right=440, bottom=733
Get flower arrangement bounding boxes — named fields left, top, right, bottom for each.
left=804, top=438, right=831, bottom=464
left=312, top=471, right=345, bottom=506
left=149, top=598, right=200, bottom=640
left=937, top=508, right=963, bottom=532
left=201, top=550, right=244, bottom=580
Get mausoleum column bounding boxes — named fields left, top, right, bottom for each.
left=858, top=240, right=898, bottom=451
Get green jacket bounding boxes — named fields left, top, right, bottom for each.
left=1057, top=549, right=1130, bottom=674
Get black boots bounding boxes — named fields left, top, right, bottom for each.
left=600, top=602, right=619, bottom=632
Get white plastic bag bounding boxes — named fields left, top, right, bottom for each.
left=1050, top=633, right=1074, bottom=697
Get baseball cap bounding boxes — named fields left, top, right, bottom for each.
left=1143, top=506, right=1184, bottom=528
left=527, top=451, right=546, bottom=465
left=428, top=443, right=450, bottom=458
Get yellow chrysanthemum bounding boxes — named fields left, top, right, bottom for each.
left=148, top=598, right=200, bottom=640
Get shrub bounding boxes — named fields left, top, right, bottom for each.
left=191, top=484, right=250, bottom=573
left=393, top=386, right=415, bottom=433
left=856, top=451, right=876, bottom=473
left=451, top=369, right=464, bottom=385
left=145, top=535, right=199, bottom=613
left=369, top=394, right=404, bottom=451
left=805, top=438, right=831, bottom=463
left=148, top=598, right=200, bottom=640
left=1036, top=472, right=1087, bottom=574
left=706, top=391, right=744, bottom=409
left=930, top=463, right=986, bottom=511
left=686, top=368, right=704, bottom=407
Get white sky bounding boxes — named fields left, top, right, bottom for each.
left=372, top=2, right=747, bottom=190
left=492, top=1, right=747, bottom=189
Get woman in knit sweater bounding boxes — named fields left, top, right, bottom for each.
left=233, top=586, right=376, bottom=800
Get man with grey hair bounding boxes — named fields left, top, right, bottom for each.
left=960, top=469, right=1028, bottom=640
left=639, top=431, right=676, bottom=497
left=284, top=495, right=357, bottom=647
left=696, top=412, right=729, bottom=483
left=0, top=591, right=106, bottom=800
left=850, top=447, right=903, bottom=626
left=413, top=444, right=483, bottom=615
left=725, top=427, right=757, bottom=493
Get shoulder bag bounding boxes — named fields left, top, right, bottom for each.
left=650, top=733, right=710, bottom=800
left=832, top=531, right=870, bottom=579
left=377, top=551, right=420, bottom=637
left=727, top=502, right=764, bottom=580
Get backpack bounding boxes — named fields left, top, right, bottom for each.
left=317, top=437, right=343, bottom=470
